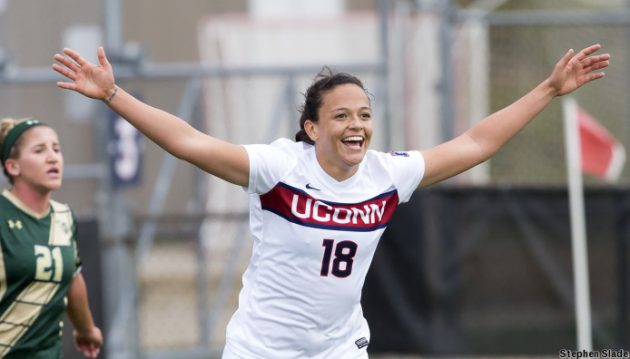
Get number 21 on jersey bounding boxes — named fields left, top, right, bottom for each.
left=34, top=245, right=63, bottom=282
left=320, top=239, right=358, bottom=278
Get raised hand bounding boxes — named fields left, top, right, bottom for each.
left=53, top=47, right=116, bottom=101
left=547, top=44, right=610, bottom=96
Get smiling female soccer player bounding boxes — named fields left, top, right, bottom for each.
left=53, top=43, right=608, bottom=358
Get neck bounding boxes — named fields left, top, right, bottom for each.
left=10, top=183, right=51, bottom=215
left=315, top=152, right=358, bottom=182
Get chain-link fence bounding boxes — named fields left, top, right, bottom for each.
left=485, top=23, right=629, bottom=185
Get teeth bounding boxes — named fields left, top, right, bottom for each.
left=343, top=136, right=363, bottom=142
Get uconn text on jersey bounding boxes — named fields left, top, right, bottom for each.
left=260, top=183, right=399, bottom=232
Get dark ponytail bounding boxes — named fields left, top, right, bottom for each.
left=295, top=67, right=368, bottom=145
left=294, top=129, right=312, bottom=144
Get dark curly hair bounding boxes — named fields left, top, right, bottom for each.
left=295, top=67, right=369, bottom=144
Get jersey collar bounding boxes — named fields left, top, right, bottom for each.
left=1, top=189, right=51, bottom=219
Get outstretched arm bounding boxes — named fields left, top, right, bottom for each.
left=419, top=44, right=610, bottom=187
left=53, top=47, right=249, bottom=187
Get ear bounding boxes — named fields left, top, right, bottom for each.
left=304, top=119, right=318, bottom=142
left=4, top=159, right=20, bottom=177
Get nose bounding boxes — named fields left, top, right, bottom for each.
left=46, top=149, right=61, bottom=163
left=349, top=114, right=363, bottom=130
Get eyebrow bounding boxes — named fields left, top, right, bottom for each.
left=329, top=106, right=372, bottom=112
left=28, top=141, right=60, bottom=150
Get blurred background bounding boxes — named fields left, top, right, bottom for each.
left=1, top=0, right=629, bottom=358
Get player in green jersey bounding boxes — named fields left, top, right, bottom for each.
left=0, top=118, right=102, bottom=358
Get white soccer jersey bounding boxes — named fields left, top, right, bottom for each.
left=224, top=138, right=424, bottom=359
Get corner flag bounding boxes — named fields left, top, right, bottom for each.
left=577, top=106, right=626, bottom=181
left=562, top=97, right=625, bottom=351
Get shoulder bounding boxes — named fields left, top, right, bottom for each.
left=50, top=199, right=71, bottom=213
left=0, top=193, right=9, bottom=212
left=366, top=149, right=422, bottom=166
left=50, top=199, right=75, bottom=222
left=0, top=190, right=24, bottom=217
left=50, top=200, right=77, bottom=236
left=270, top=137, right=298, bottom=148
left=245, top=138, right=310, bottom=164
left=0, top=189, right=11, bottom=207
left=244, top=138, right=310, bottom=193
left=365, top=150, right=425, bottom=192
left=270, top=138, right=311, bottom=155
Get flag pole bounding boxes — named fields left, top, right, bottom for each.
left=562, top=97, right=593, bottom=351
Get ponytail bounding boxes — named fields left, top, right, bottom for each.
left=294, top=129, right=314, bottom=145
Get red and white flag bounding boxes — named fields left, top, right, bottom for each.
left=561, top=97, right=625, bottom=351
left=577, top=106, right=626, bottom=181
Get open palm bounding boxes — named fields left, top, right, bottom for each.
left=53, top=47, right=116, bottom=101
left=548, top=44, right=610, bottom=96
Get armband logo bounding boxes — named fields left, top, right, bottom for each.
left=355, top=337, right=369, bottom=349
left=389, top=150, right=409, bottom=157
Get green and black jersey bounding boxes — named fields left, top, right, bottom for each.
left=0, top=190, right=81, bottom=358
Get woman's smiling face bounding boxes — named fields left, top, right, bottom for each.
left=306, top=83, right=372, bottom=181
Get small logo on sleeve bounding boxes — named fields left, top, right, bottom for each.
left=389, top=150, right=409, bottom=157
left=355, top=337, right=369, bottom=349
